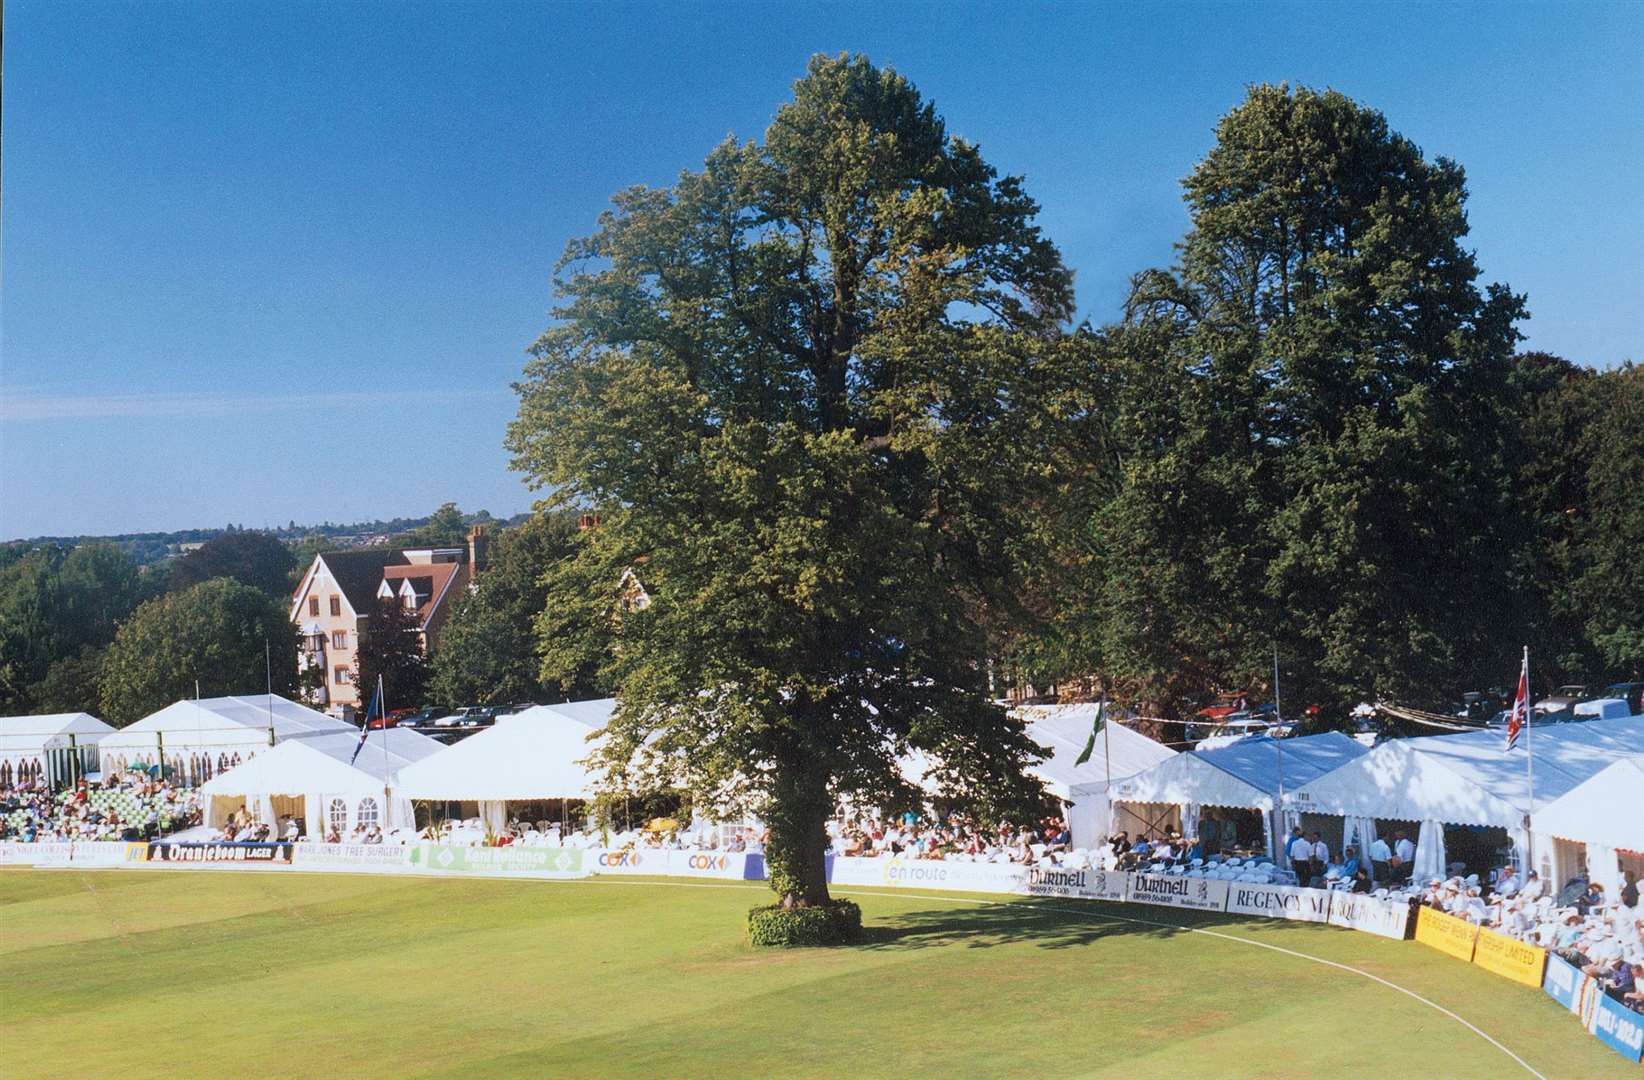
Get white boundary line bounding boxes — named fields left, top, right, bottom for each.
left=10, top=867, right=1549, bottom=1076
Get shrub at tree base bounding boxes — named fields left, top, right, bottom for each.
left=747, top=900, right=863, bottom=948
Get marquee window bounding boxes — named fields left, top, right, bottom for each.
left=356, top=796, right=379, bottom=828
left=328, top=798, right=347, bottom=834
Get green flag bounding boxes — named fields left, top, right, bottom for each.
left=1075, top=699, right=1106, bottom=766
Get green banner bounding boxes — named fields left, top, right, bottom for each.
left=408, top=844, right=586, bottom=876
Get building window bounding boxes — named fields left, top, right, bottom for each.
left=330, top=596, right=341, bottom=616
left=309, top=596, right=320, bottom=616
left=329, top=798, right=347, bottom=835
left=331, top=630, right=348, bottom=649
left=334, top=666, right=351, bottom=684
left=356, top=797, right=379, bottom=829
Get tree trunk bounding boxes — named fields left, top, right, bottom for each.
left=764, top=760, right=832, bottom=909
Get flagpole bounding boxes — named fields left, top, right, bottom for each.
left=379, top=675, right=392, bottom=831
left=1524, top=645, right=1535, bottom=875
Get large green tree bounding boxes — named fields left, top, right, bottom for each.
left=0, top=542, right=143, bottom=713
left=353, top=599, right=430, bottom=713
left=393, top=502, right=469, bottom=549
left=169, top=530, right=296, bottom=596
left=99, top=578, right=297, bottom=725
left=428, top=512, right=598, bottom=707
left=1055, top=85, right=1530, bottom=715
left=508, top=54, right=1072, bottom=911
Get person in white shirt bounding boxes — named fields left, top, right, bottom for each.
left=1392, top=832, right=1415, bottom=882
left=1287, top=830, right=1312, bottom=882
left=1494, top=865, right=1520, bottom=899
left=1310, top=833, right=1330, bottom=887
left=1369, top=836, right=1393, bottom=882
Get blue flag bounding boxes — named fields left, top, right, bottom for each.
left=351, top=679, right=383, bottom=765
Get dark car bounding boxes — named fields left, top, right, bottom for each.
left=396, top=706, right=448, bottom=730
left=1537, top=684, right=1591, bottom=713
left=496, top=702, right=538, bottom=718
left=1454, top=691, right=1502, bottom=723
left=441, top=705, right=501, bottom=728
left=1603, top=682, right=1644, bottom=715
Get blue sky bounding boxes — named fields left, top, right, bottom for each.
left=3, top=2, right=1640, bottom=539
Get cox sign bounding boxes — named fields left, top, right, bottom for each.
left=667, top=851, right=749, bottom=879
left=593, top=850, right=651, bottom=874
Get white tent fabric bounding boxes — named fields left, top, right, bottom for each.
left=1343, top=814, right=1378, bottom=871
left=0, top=713, right=115, bottom=786
left=1533, top=756, right=1644, bottom=851
left=1112, top=732, right=1369, bottom=813
left=99, top=695, right=354, bottom=770
left=1414, top=818, right=1447, bottom=882
left=393, top=702, right=612, bottom=802
left=200, top=727, right=445, bottom=834
left=1287, top=716, right=1644, bottom=829
left=1011, top=707, right=1176, bottom=850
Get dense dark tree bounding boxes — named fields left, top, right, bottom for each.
left=169, top=530, right=296, bottom=596
left=353, top=599, right=429, bottom=713
left=392, top=503, right=469, bottom=549
left=99, top=578, right=297, bottom=725
left=428, top=513, right=599, bottom=707
left=0, top=543, right=142, bottom=713
left=508, top=54, right=1070, bottom=912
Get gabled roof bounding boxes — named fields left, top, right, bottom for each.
left=100, top=695, right=355, bottom=749
left=200, top=727, right=446, bottom=797
left=1533, top=756, right=1644, bottom=850
left=1112, top=731, right=1369, bottom=811
left=395, top=703, right=606, bottom=800
left=318, top=549, right=411, bottom=613
left=0, top=712, right=116, bottom=751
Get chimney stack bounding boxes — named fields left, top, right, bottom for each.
left=467, top=525, right=490, bottom=574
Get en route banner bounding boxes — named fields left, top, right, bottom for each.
left=1327, top=893, right=1412, bottom=940
left=1023, top=866, right=1127, bottom=901
left=1224, top=883, right=1334, bottom=923
left=1587, top=987, right=1644, bottom=1063
left=1413, top=906, right=1479, bottom=962
left=827, top=856, right=1027, bottom=894
left=1543, top=953, right=1586, bottom=1013
left=147, top=841, right=294, bottom=864
left=409, top=844, right=587, bottom=877
left=1471, top=926, right=1547, bottom=988
left=292, top=843, right=415, bottom=871
left=1126, top=873, right=1230, bottom=912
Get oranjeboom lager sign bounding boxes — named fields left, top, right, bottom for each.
left=1224, top=883, right=1333, bottom=923
left=147, top=841, right=294, bottom=864
left=1126, top=873, right=1229, bottom=912
left=409, top=844, right=586, bottom=877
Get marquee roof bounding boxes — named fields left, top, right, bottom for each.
left=393, top=701, right=611, bottom=801
left=100, top=696, right=355, bottom=751
left=1111, top=731, right=1369, bottom=812
left=199, top=726, right=446, bottom=798
left=1288, top=715, right=1644, bottom=828
left=1531, top=755, right=1644, bottom=851
left=1016, top=705, right=1177, bottom=800
left=0, top=713, right=116, bottom=752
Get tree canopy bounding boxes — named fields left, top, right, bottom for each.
left=169, top=530, right=296, bottom=596
left=353, top=599, right=430, bottom=713
left=509, top=53, right=1074, bottom=907
left=99, top=578, right=297, bottom=725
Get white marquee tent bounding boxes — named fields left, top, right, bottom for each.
left=0, top=713, right=116, bottom=788
left=1015, top=706, right=1176, bottom=849
left=98, top=695, right=356, bottom=783
left=1520, top=754, right=1644, bottom=901
left=1109, top=731, right=1371, bottom=861
left=199, top=726, right=446, bottom=837
left=1288, top=715, right=1644, bottom=877
left=393, top=699, right=617, bottom=832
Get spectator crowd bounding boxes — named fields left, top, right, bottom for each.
left=0, top=771, right=201, bottom=843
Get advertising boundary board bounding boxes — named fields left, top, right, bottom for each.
left=1587, top=987, right=1644, bottom=1063
left=1543, top=953, right=1585, bottom=1013
left=1126, top=873, right=1230, bottom=912
left=589, top=849, right=662, bottom=875
left=1224, top=883, right=1334, bottom=923
left=147, top=841, right=294, bottom=864
left=1471, top=925, right=1547, bottom=988
left=827, top=855, right=1027, bottom=893
left=666, top=851, right=750, bottom=879
left=1327, top=892, right=1412, bottom=940
left=408, top=844, right=587, bottom=877
left=292, top=843, right=416, bottom=871
left=1022, top=866, right=1128, bottom=901
left=1413, top=905, right=1479, bottom=962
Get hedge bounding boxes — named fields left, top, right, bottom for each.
left=747, top=899, right=863, bottom=947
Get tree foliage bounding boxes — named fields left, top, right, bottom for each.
left=428, top=513, right=597, bottom=707
left=99, top=578, right=297, bottom=725
left=353, top=599, right=430, bottom=712
left=1046, top=84, right=1532, bottom=715
left=169, top=530, right=296, bottom=596
left=0, top=543, right=143, bottom=713
left=393, top=503, right=469, bottom=549
left=508, top=54, right=1073, bottom=906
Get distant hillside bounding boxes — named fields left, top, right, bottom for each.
left=7, top=509, right=532, bottom=566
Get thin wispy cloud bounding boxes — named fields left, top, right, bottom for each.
left=0, top=388, right=513, bottom=422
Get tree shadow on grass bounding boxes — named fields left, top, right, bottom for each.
left=850, top=897, right=1224, bottom=953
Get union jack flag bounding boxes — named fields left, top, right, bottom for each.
left=1506, top=651, right=1529, bottom=752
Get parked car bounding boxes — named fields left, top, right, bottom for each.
left=1602, top=682, right=1644, bottom=715
left=1536, top=684, right=1591, bottom=713
left=496, top=702, right=537, bottom=717
left=440, top=705, right=501, bottom=728
left=396, top=706, right=448, bottom=730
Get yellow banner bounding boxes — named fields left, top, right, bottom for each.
left=123, top=842, right=149, bottom=863
left=1414, top=905, right=1479, bottom=962
left=1472, top=926, right=1547, bottom=987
